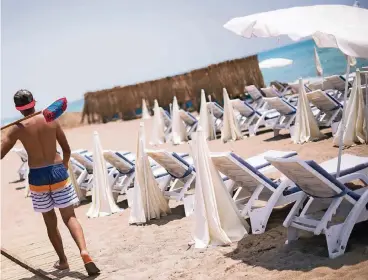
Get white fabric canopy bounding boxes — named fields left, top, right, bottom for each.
left=198, top=89, right=215, bottom=140
left=150, top=99, right=166, bottom=145
left=171, top=96, right=188, bottom=145
left=142, top=99, right=151, bottom=119
left=87, top=132, right=121, bottom=218
left=190, top=127, right=249, bottom=248
left=221, top=88, right=243, bottom=143
left=292, top=78, right=324, bottom=144
left=129, top=122, right=171, bottom=224
left=259, top=58, right=292, bottom=69
left=224, top=5, right=368, bottom=58
left=333, top=70, right=367, bottom=146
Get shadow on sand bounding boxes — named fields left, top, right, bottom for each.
left=225, top=206, right=368, bottom=272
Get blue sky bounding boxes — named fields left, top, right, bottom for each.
left=1, top=0, right=365, bottom=118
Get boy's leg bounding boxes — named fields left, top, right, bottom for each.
left=59, top=205, right=89, bottom=256
left=59, top=205, right=100, bottom=275
left=42, top=209, right=69, bottom=269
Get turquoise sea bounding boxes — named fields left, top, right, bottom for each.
left=2, top=39, right=367, bottom=125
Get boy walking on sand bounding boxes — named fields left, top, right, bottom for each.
left=1, top=90, right=100, bottom=276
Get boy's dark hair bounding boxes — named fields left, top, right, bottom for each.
left=14, top=89, right=34, bottom=107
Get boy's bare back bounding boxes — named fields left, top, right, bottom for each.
left=2, top=115, right=70, bottom=168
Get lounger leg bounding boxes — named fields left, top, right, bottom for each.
left=315, top=197, right=344, bottom=235
left=241, top=184, right=263, bottom=218
left=328, top=190, right=368, bottom=259
left=248, top=180, right=296, bottom=234
left=283, top=193, right=308, bottom=227
left=285, top=227, right=300, bottom=245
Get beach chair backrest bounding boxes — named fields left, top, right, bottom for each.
left=103, top=151, right=135, bottom=174
left=160, top=108, right=172, bottom=127
left=325, top=75, right=346, bottom=92
left=266, top=157, right=346, bottom=198
left=211, top=152, right=277, bottom=189
left=261, top=87, right=280, bottom=98
left=245, top=85, right=263, bottom=101
left=179, top=109, right=197, bottom=126
left=146, top=150, right=192, bottom=178
left=306, top=90, right=341, bottom=111
left=263, top=97, right=296, bottom=115
left=12, top=148, right=28, bottom=162
left=207, top=102, right=224, bottom=119
left=230, top=99, right=255, bottom=118
left=71, top=152, right=94, bottom=173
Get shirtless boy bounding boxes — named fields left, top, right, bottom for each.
left=1, top=90, right=100, bottom=276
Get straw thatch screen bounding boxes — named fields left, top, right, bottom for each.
left=82, top=55, right=264, bottom=123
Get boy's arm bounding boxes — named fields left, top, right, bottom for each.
left=55, top=121, right=71, bottom=167
left=1, top=127, right=19, bottom=160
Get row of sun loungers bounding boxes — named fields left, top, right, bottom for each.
left=13, top=144, right=368, bottom=259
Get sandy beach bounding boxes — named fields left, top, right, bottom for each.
left=2, top=118, right=368, bottom=280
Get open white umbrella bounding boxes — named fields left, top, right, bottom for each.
left=142, top=99, right=151, bottom=119
left=333, top=69, right=367, bottom=146
left=221, top=88, right=243, bottom=143
left=224, top=4, right=368, bottom=176
left=292, top=78, right=324, bottom=144
left=171, top=96, right=188, bottom=145
left=87, top=132, right=121, bottom=218
left=190, top=127, right=249, bottom=248
left=150, top=99, right=166, bottom=146
left=259, top=58, right=292, bottom=69
left=198, top=89, right=215, bottom=140
left=129, top=122, right=171, bottom=224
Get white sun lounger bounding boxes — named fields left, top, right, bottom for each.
left=179, top=109, right=198, bottom=139
left=206, top=102, right=225, bottom=133
left=261, top=86, right=298, bottom=105
left=306, top=90, right=343, bottom=134
left=245, top=85, right=267, bottom=109
left=266, top=154, right=368, bottom=258
left=211, top=150, right=299, bottom=234
left=11, top=147, right=29, bottom=181
left=146, top=150, right=195, bottom=202
left=160, top=108, right=172, bottom=138
left=231, top=99, right=280, bottom=136
left=262, top=97, right=297, bottom=137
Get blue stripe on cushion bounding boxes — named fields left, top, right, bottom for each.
left=306, top=160, right=360, bottom=201
left=230, top=152, right=279, bottom=189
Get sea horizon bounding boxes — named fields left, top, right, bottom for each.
left=2, top=39, right=367, bottom=125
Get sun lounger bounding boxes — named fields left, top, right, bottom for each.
left=179, top=109, right=198, bottom=139
left=11, top=147, right=29, bottom=181
left=245, top=85, right=267, bottom=109
left=230, top=99, right=280, bottom=136
left=146, top=150, right=195, bottom=202
left=306, top=90, right=343, bottom=134
left=262, top=97, right=297, bottom=137
left=160, top=108, right=172, bottom=139
left=211, top=150, right=299, bottom=234
left=266, top=154, right=368, bottom=258
left=206, top=102, right=225, bottom=133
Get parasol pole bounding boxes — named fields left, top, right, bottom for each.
left=336, top=58, right=351, bottom=177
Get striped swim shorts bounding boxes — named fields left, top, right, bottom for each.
left=29, top=163, right=79, bottom=213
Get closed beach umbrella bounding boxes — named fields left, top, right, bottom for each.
left=314, top=46, right=323, bottom=77
left=333, top=70, right=367, bottom=146
left=198, top=89, right=215, bottom=140
left=292, top=78, right=324, bottom=144
left=171, top=96, right=188, bottom=145
left=150, top=99, right=166, bottom=145
left=87, top=131, right=121, bottom=218
left=129, top=122, right=171, bottom=224
left=224, top=4, right=368, bottom=176
left=221, top=88, right=243, bottom=143
left=190, top=127, right=249, bottom=248
left=142, top=99, right=151, bottom=119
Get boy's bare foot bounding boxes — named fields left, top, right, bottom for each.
left=81, top=251, right=100, bottom=276
left=53, top=260, right=69, bottom=270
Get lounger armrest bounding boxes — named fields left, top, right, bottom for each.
left=338, top=173, right=368, bottom=185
